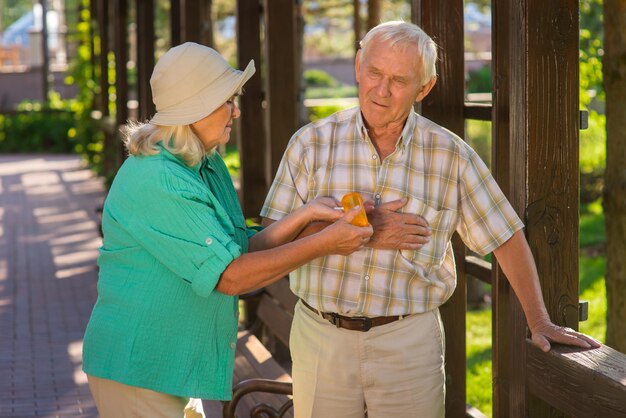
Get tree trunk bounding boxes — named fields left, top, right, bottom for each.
left=603, top=0, right=626, bottom=353
left=367, top=0, right=381, bottom=31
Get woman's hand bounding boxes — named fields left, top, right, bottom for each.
left=300, top=196, right=344, bottom=223
left=318, top=206, right=374, bottom=256
left=530, top=319, right=602, bottom=352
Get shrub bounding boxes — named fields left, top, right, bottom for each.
left=304, top=69, right=339, bottom=88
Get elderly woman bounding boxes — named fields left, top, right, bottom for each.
left=82, top=42, right=373, bottom=418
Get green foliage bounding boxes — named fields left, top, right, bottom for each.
left=64, top=0, right=106, bottom=175
left=464, top=120, right=491, bottom=169
left=308, top=105, right=345, bottom=122
left=580, top=111, right=606, bottom=174
left=0, top=108, right=74, bottom=153
left=466, top=66, right=492, bottom=94
left=222, top=147, right=241, bottom=176
left=579, top=261, right=607, bottom=342
left=304, top=69, right=339, bottom=88
left=580, top=0, right=604, bottom=108
left=580, top=199, right=606, bottom=249
left=1, top=0, right=31, bottom=29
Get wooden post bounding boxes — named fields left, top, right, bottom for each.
left=181, top=0, right=202, bottom=43
left=492, top=1, right=580, bottom=416
left=114, top=0, right=128, bottom=166
left=413, top=1, right=467, bottom=417
left=136, top=0, right=155, bottom=122
left=39, top=0, right=50, bottom=103
left=96, top=0, right=109, bottom=117
left=263, top=0, right=299, bottom=182
left=170, top=0, right=181, bottom=46
left=236, top=0, right=267, bottom=218
left=353, top=0, right=361, bottom=54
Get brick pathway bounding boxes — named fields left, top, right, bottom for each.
left=0, top=155, right=104, bottom=418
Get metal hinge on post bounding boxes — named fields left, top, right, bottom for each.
left=579, top=300, right=589, bottom=322
left=580, top=110, right=589, bottom=130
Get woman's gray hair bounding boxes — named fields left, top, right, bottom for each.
left=359, top=21, right=438, bottom=86
left=122, top=121, right=207, bottom=167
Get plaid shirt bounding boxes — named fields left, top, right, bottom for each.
left=261, top=107, right=523, bottom=316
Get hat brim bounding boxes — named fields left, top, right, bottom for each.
left=149, top=59, right=255, bottom=126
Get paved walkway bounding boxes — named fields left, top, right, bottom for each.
left=0, top=154, right=225, bottom=418
left=0, top=155, right=104, bottom=417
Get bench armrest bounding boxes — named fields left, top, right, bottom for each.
left=223, top=379, right=293, bottom=418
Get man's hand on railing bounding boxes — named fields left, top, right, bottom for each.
left=529, top=319, right=602, bottom=352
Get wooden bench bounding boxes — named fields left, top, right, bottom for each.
left=222, top=277, right=297, bottom=418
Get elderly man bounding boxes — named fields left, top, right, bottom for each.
left=261, top=21, right=599, bottom=418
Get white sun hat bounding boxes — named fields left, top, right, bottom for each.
left=149, top=42, right=255, bottom=126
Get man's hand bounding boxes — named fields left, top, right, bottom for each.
left=530, top=319, right=602, bottom=352
left=365, top=198, right=432, bottom=250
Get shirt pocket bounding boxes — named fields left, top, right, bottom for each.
left=399, top=198, right=457, bottom=271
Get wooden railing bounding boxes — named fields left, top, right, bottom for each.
left=462, top=251, right=626, bottom=417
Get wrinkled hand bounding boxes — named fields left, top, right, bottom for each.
left=365, top=198, right=432, bottom=250
left=322, top=206, right=374, bottom=256
left=530, top=319, right=602, bottom=352
left=303, top=196, right=344, bottom=223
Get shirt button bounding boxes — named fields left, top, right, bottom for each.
left=372, top=155, right=378, bottom=160
left=230, top=342, right=236, bottom=349
left=205, top=237, right=213, bottom=245
left=375, top=194, right=381, bottom=200
left=364, top=275, right=370, bottom=281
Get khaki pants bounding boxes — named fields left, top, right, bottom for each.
left=87, top=375, right=205, bottom=418
left=290, top=300, right=445, bottom=418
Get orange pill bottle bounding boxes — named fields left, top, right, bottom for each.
left=340, top=192, right=369, bottom=227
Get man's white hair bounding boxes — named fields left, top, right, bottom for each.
left=359, top=21, right=438, bottom=86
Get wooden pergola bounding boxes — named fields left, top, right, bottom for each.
left=90, top=0, right=626, bottom=416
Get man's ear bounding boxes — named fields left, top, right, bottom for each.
left=415, top=76, right=437, bottom=102
left=355, top=50, right=362, bottom=84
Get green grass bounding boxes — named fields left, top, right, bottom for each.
left=466, top=197, right=608, bottom=417
left=466, top=308, right=493, bottom=416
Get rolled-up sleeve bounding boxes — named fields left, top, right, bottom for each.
left=120, top=166, right=242, bottom=297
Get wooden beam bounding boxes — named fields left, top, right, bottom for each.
left=526, top=341, right=626, bottom=417
left=465, top=255, right=492, bottom=285
left=264, top=0, right=299, bottom=181
left=236, top=0, right=267, bottom=218
left=464, top=103, right=492, bottom=121
left=414, top=2, right=466, bottom=417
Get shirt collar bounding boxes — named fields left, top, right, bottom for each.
left=356, top=108, right=417, bottom=149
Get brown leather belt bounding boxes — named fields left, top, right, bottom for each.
left=300, top=299, right=406, bottom=332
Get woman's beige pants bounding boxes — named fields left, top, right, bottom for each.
left=87, top=375, right=205, bottom=418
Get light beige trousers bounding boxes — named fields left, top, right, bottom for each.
left=290, top=300, right=445, bottom=418
left=87, top=375, right=205, bottom=418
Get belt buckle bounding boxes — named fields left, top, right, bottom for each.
left=354, top=316, right=372, bottom=332
left=329, top=313, right=372, bottom=332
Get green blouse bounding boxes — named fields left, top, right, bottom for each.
left=82, top=145, right=254, bottom=399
